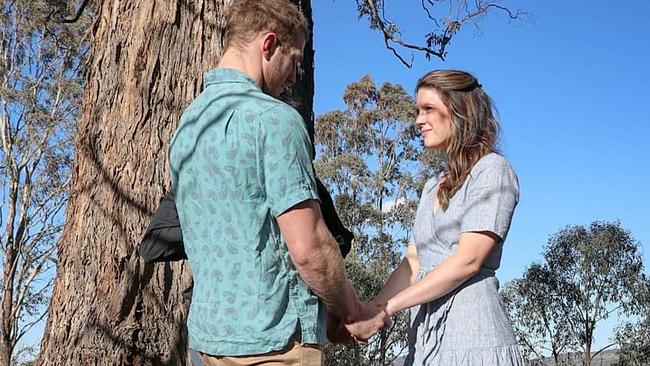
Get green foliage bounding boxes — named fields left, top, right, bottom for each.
left=502, top=221, right=650, bottom=365
left=615, top=315, right=650, bottom=366
left=502, top=263, right=576, bottom=364
left=315, top=75, right=443, bottom=365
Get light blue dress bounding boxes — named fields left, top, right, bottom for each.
left=405, top=153, right=524, bottom=365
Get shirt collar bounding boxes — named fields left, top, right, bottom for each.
left=203, top=67, right=260, bottom=90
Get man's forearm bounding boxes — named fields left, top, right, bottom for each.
left=284, top=213, right=389, bottom=341
left=291, top=222, right=359, bottom=322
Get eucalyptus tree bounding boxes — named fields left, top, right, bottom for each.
left=503, top=221, right=649, bottom=366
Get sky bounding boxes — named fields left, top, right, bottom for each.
left=312, top=0, right=650, bottom=352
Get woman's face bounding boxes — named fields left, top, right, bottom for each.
left=415, top=87, right=451, bottom=151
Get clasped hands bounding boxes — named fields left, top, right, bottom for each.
left=327, top=301, right=391, bottom=345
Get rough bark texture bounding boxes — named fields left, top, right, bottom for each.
left=38, top=0, right=314, bottom=364
left=0, top=245, right=16, bottom=366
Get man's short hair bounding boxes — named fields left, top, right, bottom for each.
left=224, top=0, right=310, bottom=49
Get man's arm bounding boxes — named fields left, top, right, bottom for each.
left=262, top=106, right=386, bottom=340
left=277, top=199, right=359, bottom=321
left=277, top=199, right=388, bottom=342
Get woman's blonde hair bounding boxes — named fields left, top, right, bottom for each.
left=416, top=70, right=500, bottom=210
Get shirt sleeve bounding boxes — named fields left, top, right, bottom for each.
left=259, top=104, right=319, bottom=217
left=460, top=157, right=520, bottom=241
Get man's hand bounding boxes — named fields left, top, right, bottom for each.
left=344, top=302, right=390, bottom=343
left=327, top=311, right=354, bottom=344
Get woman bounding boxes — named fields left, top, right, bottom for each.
left=374, top=70, right=523, bottom=365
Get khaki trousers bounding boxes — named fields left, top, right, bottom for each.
left=200, top=341, right=323, bottom=366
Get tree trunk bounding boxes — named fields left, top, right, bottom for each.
left=1, top=248, right=15, bottom=366
left=37, top=0, right=314, bottom=365
left=288, top=0, right=315, bottom=141
left=1, top=186, right=18, bottom=366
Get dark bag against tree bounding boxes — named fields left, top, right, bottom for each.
left=138, top=177, right=353, bottom=263
left=138, top=191, right=186, bottom=262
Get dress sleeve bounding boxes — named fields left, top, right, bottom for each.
left=259, top=105, right=319, bottom=217
left=460, top=157, right=519, bottom=241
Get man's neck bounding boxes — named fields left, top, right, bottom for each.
left=218, top=47, right=263, bottom=88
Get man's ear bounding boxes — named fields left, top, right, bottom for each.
left=261, top=32, right=280, bottom=61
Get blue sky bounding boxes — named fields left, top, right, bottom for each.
left=312, top=0, right=650, bottom=351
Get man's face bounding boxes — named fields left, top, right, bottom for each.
left=262, top=34, right=305, bottom=98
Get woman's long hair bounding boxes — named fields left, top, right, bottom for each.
left=416, top=70, right=500, bottom=210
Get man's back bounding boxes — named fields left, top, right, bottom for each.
left=169, top=68, right=324, bottom=356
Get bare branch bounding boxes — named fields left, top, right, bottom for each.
left=517, top=331, right=546, bottom=361
left=359, top=0, right=529, bottom=67
left=0, top=106, right=17, bottom=175
left=15, top=309, right=48, bottom=345
left=14, top=277, right=54, bottom=344
left=591, top=342, right=618, bottom=360
left=420, top=0, right=442, bottom=27
left=594, top=304, right=623, bottom=322
left=13, top=246, right=56, bottom=320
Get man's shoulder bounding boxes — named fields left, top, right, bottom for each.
left=188, top=86, right=300, bottom=121
left=254, top=98, right=303, bottom=123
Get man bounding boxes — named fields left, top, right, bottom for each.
left=168, top=0, right=387, bottom=364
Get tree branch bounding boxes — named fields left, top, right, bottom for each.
left=364, top=0, right=420, bottom=67
left=590, top=342, right=617, bottom=360
left=594, top=304, right=623, bottom=322
left=49, top=0, right=91, bottom=24
left=13, top=246, right=55, bottom=322
left=359, top=0, right=529, bottom=67
left=15, top=303, right=49, bottom=344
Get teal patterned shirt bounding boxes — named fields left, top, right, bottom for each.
left=169, top=68, right=325, bottom=356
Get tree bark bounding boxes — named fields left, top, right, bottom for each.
left=37, top=0, right=314, bottom=365
left=1, top=182, right=19, bottom=366
left=288, top=0, right=315, bottom=142
left=0, top=250, right=16, bottom=366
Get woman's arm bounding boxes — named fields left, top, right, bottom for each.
left=374, top=244, right=420, bottom=305
left=383, top=231, right=499, bottom=316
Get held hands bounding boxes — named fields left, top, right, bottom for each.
left=327, top=302, right=389, bottom=345
left=343, top=302, right=390, bottom=344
